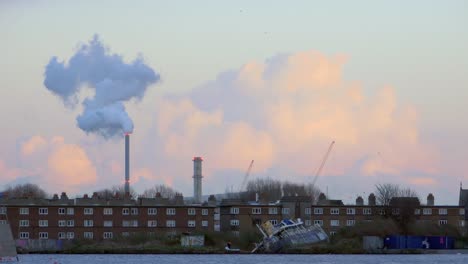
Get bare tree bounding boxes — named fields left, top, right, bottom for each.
left=95, top=185, right=137, bottom=199
left=142, top=184, right=178, bottom=199
left=245, top=177, right=282, bottom=202
left=375, top=183, right=401, bottom=206
left=2, top=183, right=48, bottom=199
left=375, top=183, right=419, bottom=206
left=282, top=182, right=321, bottom=204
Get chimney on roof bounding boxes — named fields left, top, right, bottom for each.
left=368, top=193, right=376, bottom=206
left=60, top=192, right=68, bottom=200
left=83, top=194, right=89, bottom=199
left=356, top=196, right=364, bottom=206
left=52, top=194, right=59, bottom=200
left=427, top=193, right=434, bottom=206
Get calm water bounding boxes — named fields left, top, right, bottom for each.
left=13, top=254, right=468, bottom=264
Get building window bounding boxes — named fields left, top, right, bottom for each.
left=230, top=207, right=239, bottom=214
left=460, top=220, right=465, bottom=227
left=103, top=232, right=113, bottom=239
left=148, top=220, right=157, bottom=227
left=67, top=220, right=74, bottom=227
left=304, top=220, right=311, bottom=226
left=39, top=220, right=48, bottom=227
left=19, top=208, right=29, bottom=215
left=346, top=208, right=355, bottom=215
left=270, top=220, right=278, bottom=225
left=83, top=232, right=93, bottom=239
left=188, top=208, right=196, bottom=215
left=131, top=208, right=139, bottom=215
left=202, top=220, right=208, bottom=227
left=268, top=207, right=278, bottom=215
left=122, top=232, right=129, bottom=237
left=122, top=208, right=129, bottom=215
left=252, top=208, right=262, bottom=214
left=314, top=208, right=323, bottom=215
left=84, top=220, right=93, bottom=227
left=166, top=208, right=176, bottom=215
left=19, top=220, right=29, bottom=227
left=330, top=220, right=340, bottom=227
left=330, top=208, right=340, bottom=215
left=148, top=208, right=157, bottom=215
left=379, top=209, right=386, bottom=215
left=188, top=220, right=196, bottom=227
left=230, top=219, right=240, bottom=226
left=103, top=208, right=113, bottom=215
left=202, top=209, right=209, bottom=215
left=67, top=232, right=75, bottom=239
left=314, top=220, right=323, bottom=226
left=414, top=209, right=421, bottom=215
left=0, top=207, right=6, bottom=214
left=232, top=231, right=240, bottom=237
left=282, top=208, right=290, bottom=215
left=39, top=208, right=48, bottom=215
left=67, top=208, right=74, bottom=215
left=439, top=220, right=448, bottom=225
left=363, top=208, right=372, bottom=215
left=166, top=220, right=176, bottom=227
left=39, top=232, right=48, bottom=239
left=330, top=231, right=336, bottom=236
left=0, top=220, right=7, bottom=224
left=392, top=208, right=400, bottom=215
left=122, top=220, right=131, bottom=227
left=58, top=220, right=66, bottom=227
left=84, top=208, right=93, bottom=215
left=58, top=232, right=66, bottom=239
left=19, top=232, right=29, bottom=239
left=460, top=209, right=465, bottom=215
left=423, top=208, right=432, bottom=215
left=439, top=208, right=448, bottom=215
left=58, top=208, right=65, bottom=215
left=304, top=208, right=311, bottom=215
left=346, top=219, right=356, bottom=226
left=103, top=220, right=113, bottom=227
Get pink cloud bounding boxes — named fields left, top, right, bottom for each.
left=21, top=135, right=47, bottom=156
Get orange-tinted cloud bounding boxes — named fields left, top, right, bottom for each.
left=155, top=50, right=438, bottom=188
left=21, top=135, right=47, bottom=156
left=3, top=136, right=97, bottom=194
left=47, top=141, right=97, bottom=186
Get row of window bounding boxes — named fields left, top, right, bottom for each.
left=13, top=207, right=211, bottom=216
left=18, top=219, right=210, bottom=228
left=19, top=231, right=109, bottom=240
left=230, top=207, right=286, bottom=215
left=310, top=208, right=465, bottom=216
left=229, top=219, right=465, bottom=228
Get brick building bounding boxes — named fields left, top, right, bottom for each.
left=1, top=188, right=467, bottom=241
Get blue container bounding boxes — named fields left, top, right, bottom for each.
left=406, top=236, right=423, bottom=249
left=427, top=236, right=454, bottom=249
left=384, top=235, right=403, bottom=249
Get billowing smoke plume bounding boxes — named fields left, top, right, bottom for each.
left=44, top=35, right=159, bottom=138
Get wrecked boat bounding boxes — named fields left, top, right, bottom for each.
left=251, top=218, right=328, bottom=253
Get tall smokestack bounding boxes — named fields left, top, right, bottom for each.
left=193, top=157, right=203, bottom=203
left=125, top=133, right=130, bottom=197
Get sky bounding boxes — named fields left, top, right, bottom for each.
left=1, top=0, right=467, bottom=205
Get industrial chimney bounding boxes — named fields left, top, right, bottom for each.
left=125, top=133, right=130, bottom=197
left=193, top=157, right=203, bottom=203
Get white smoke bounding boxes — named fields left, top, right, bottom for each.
left=43, top=35, right=159, bottom=138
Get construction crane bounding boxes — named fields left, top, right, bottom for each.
left=311, top=141, right=335, bottom=187
left=239, top=160, right=254, bottom=193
